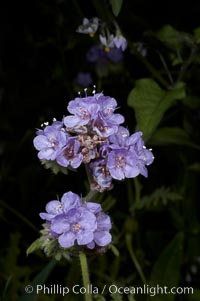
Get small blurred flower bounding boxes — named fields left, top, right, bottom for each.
left=113, top=32, right=127, bottom=51
left=75, top=72, right=93, bottom=87
left=86, top=45, right=105, bottom=63
left=99, top=34, right=115, bottom=52
left=86, top=45, right=123, bottom=65
left=106, top=47, right=124, bottom=63
left=76, top=17, right=99, bottom=37
left=135, top=42, right=147, bottom=57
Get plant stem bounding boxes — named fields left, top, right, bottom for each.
left=126, top=234, right=147, bottom=284
left=133, top=178, right=141, bottom=203
left=130, top=43, right=170, bottom=89
left=79, top=251, right=92, bottom=301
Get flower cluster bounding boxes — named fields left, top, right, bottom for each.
left=76, top=17, right=127, bottom=52
left=33, top=92, right=154, bottom=191
left=40, top=191, right=112, bottom=250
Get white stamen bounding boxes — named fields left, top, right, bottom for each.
left=44, top=122, right=49, bottom=126
left=53, top=117, right=57, bottom=122
left=92, top=85, right=96, bottom=95
left=143, top=146, right=146, bottom=149
left=149, top=148, right=152, bottom=151
left=84, top=88, right=88, bottom=97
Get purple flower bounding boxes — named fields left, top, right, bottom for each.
left=40, top=191, right=112, bottom=249
left=64, top=97, right=100, bottom=128
left=86, top=45, right=105, bottom=63
left=128, top=134, right=154, bottom=177
left=56, top=138, right=83, bottom=168
left=108, top=127, right=154, bottom=178
left=86, top=45, right=123, bottom=64
left=92, top=113, right=124, bottom=138
left=107, top=148, right=140, bottom=180
left=113, top=35, right=127, bottom=51
left=106, top=47, right=124, bottom=63
left=51, top=207, right=97, bottom=248
left=82, top=202, right=112, bottom=248
left=89, top=159, right=113, bottom=192
left=64, top=93, right=124, bottom=138
left=39, top=191, right=82, bottom=221
left=76, top=17, right=99, bottom=37
left=33, top=124, right=67, bottom=160
left=75, top=72, right=93, bottom=87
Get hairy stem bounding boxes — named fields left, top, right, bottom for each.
left=79, top=251, right=92, bottom=301
left=126, top=234, right=147, bottom=284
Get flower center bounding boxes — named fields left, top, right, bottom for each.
left=115, top=155, right=126, bottom=168
left=71, top=223, right=81, bottom=232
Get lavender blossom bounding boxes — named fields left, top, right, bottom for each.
left=64, top=93, right=124, bottom=138
left=33, top=124, right=67, bottom=160
left=108, top=127, right=154, bottom=178
left=51, top=207, right=97, bottom=248
left=113, top=34, right=127, bottom=51
left=85, top=203, right=112, bottom=249
left=89, top=159, right=113, bottom=192
left=64, top=96, right=100, bottom=128
left=39, top=191, right=82, bottom=221
left=56, top=138, right=83, bottom=168
left=39, top=192, right=112, bottom=249
left=107, top=148, right=140, bottom=180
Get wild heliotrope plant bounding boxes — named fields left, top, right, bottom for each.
left=28, top=89, right=154, bottom=301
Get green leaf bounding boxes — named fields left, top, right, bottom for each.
left=194, top=27, right=200, bottom=43
left=110, top=0, right=123, bottom=16
left=127, top=79, right=185, bottom=141
left=26, top=238, right=43, bottom=256
left=157, top=25, right=182, bottom=49
left=149, top=127, right=200, bottom=149
left=131, top=186, right=182, bottom=211
left=149, top=232, right=184, bottom=301
left=157, top=25, right=193, bottom=49
left=19, top=259, right=57, bottom=301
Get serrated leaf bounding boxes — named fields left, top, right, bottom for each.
left=131, top=186, right=182, bottom=211
left=149, top=232, right=184, bottom=301
left=149, top=127, right=200, bottom=149
left=127, top=79, right=185, bottom=141
left=110, top=0, right=123, bottom=16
